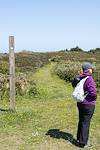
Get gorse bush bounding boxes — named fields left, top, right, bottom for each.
left=54, top=61, right=100, bottom=89
left=0, top=73, right=37, bottom=100
left=15, top=73, right=38, bottom=96
left=93, top=71, right=100, bottom=90
left=15, top=52, right=49, bottom=72
left=0, top=73, right=8, bottom=99
left=0, top=52, right=50, bottom=74
left=0, top=61, right=9, bottom=74
left=54, top=61, right=82, bottom=82
left=50, top=55, right=62, bottom=62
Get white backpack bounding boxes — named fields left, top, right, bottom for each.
left=72, top=76, right=89, bottom=102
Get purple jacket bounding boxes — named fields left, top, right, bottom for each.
left=77, top=70, right=97, bottom=105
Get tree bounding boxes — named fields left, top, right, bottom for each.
left=70, top=46, right=83, bottom=52
left=89, top=48, right=100, bottom=53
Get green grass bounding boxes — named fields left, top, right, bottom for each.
left=0, top=62, right=100, bottom=150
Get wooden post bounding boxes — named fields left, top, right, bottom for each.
left=9, top=36, right=15, bottom=111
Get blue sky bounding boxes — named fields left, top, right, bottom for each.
left=0, top=0, right=100, bottom=52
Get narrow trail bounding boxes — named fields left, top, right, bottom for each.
left=33, top=62, right=72, bottom=101
left=31, top=63, right=78, bottom=150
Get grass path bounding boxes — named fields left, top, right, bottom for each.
left=32, top=63, right=100, bottom=150
left=30, top=62, right=78, bottom=149
left=0, top=63, right=100, bottom=150
left=33, top=62, right=72, bottom=101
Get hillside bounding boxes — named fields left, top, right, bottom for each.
left=0, top=50, right=100, bottom=100
left=0, top=63, right=100, bottom=149
left=0, top=50, right=100, bottom=74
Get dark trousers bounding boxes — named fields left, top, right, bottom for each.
left=77, top=104, right=95, bottom=146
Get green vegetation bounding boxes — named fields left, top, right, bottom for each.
left=0, top=73, right=37, bottom=100
left=0, top=49, right=100, bottom=74
left=53, top=61, right=82, bottom=81
left=0, top=50, right=100, bottom=149
left=53, top=61, right=100, bottom=90
left=0, top=63, right=100, bottom=150
left=0, top=52, right=49, bottom=99
left=70, top=46, right=84, bottom=52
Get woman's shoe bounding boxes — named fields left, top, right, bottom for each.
left=84, top=143, right=93, bottom=148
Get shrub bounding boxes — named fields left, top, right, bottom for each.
left=93, top=71, right=100, bottom=90
left=54, top=61, right=100, bottom=90
left=15, top=73, right=38, bottom=97
left=54, top=61, right=81, bottom=82
left=0, top=73, right=38, bottom=100
left=0, top=61, right=9, bottom=74
left=0, top=73, right=8, bottom=99
left=50, top=55, right=62, bottom=62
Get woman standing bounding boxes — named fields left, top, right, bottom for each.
left=76, top=63, right=97, bottom=148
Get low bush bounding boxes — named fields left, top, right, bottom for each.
left=0, top=61, right=9, bottom=74
left=54, top=61, right=81, bottom=81
left=50, top=55, right=62, bottom=62
left=54, top=61, right=100, bottom=90
left=0, top=73, right=38, bottom=100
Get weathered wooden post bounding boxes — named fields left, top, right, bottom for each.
left=9, top=36, right=15, bottom=111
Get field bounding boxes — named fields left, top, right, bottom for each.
left=0, top=50, right=100, bottom=74
left=0, top=62, right=100, bottom=150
